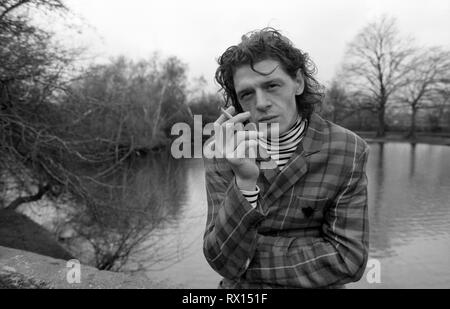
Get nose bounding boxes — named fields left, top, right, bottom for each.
left=255, top=89, right=271, bottom=111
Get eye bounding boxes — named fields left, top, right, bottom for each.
left=268, top=83, right=280, bottom=90
left=240, top=92, right=252, bottom=100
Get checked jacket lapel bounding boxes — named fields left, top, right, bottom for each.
left=260, top=113, right=327, bottom=210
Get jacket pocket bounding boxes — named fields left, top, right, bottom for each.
left=294, top=196, right=329, bottom=221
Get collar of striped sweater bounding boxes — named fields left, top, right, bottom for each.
left=258, top=116, right=307, bottom=170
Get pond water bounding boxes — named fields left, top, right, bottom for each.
left=132, top=142, right=450, bottom=288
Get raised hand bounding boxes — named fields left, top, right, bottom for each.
left=213, top=106, right=261, bottom=190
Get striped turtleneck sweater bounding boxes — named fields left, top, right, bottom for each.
left=241, top=116, right=308, bottom=208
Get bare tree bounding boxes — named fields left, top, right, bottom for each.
left=394, top=47, right=450, bottom=138
left=342, top=16, right=416, bottom=136
left=0, top=0, right=82, bottom=209
left=321, top=80, right=351, bottom=123
left=0, top=9, right=125, bottom=210
left=0, top=0, right=66, bottom=21
left=1, top=0, right=194, bottom=272
left=64, top=153, right=189, bottom=271
left=1, top=2, right=191, bottom=210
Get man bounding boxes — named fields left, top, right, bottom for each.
left=203, top=28, right=369, bottom=288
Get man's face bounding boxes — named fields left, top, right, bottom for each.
left=233, top=58, right=304, bottom=136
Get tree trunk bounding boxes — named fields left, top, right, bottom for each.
left=408, top=106, right=417, bottom=139
left=376, top=103, right=386, bottom=137
left=6, top=184, right=51, bottom=211
left=151, top=79, right=169, bottom=142
left=332, top=105, right=338, bottom=123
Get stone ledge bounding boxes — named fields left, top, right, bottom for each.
left=0, top=246, right=164, bottom=289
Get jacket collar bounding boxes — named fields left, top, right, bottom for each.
left=295, top=113, right=327, bottom=156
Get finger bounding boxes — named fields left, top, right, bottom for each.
left=234, top=130, right=262, bottom=146
left=216, top=122, right=243, bottom=154
left=245, top=122, right=258, bottom=131
left=257, top=145, right=271, bottom=160
left=222, top=122, right=246, bottom=141
left=234, top=122, right=244, bottom=132
left=242, top=122, right=269, bottom=160
left=220, top=124, right=262, bottom=156
left=223, top=111, right=251, bottom=125
left=214, top=106, right=236, bottom=125
left=232, top=139, right=259, bottom=159
left=228, top=130, right=261, bottom=155
left=224, top=105, right=236, bottom=115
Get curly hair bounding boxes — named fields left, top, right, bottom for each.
left=215, top=27, right=323, bottom=120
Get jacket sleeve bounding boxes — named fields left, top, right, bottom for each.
left=243, top=146, right=370, bottom=288
left=202, top=157, right=265, bottom=279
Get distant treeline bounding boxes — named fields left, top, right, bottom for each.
left=319, top=16, right=450, bottom=137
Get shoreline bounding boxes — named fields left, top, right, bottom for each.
left=355, top=131, right=450, bottom=146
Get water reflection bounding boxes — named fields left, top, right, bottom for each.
left=368, top=143, right=450, bottom=256
left=409, top=143, right=417, bottom=177
left=350, top=142, right=450, bottom=288
left=131, top=143, right=450, bottom=288
left=68, top=153, right=189, bottom=271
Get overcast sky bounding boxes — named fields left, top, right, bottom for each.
left=64, top=0, right=450, bottom=92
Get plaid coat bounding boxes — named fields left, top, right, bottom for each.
left=203, top=113, right=370, bottom=288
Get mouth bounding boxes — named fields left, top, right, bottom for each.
left=258, top=115, right=277, bottom=122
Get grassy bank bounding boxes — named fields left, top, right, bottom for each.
left=0, top=209, right=73, bottom=261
